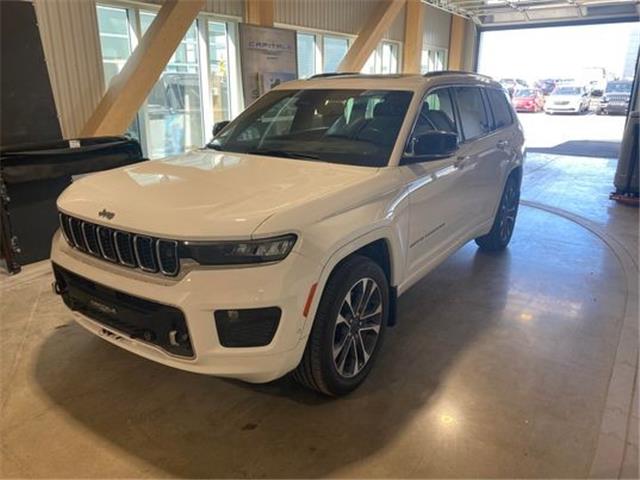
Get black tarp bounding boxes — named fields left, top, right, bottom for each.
left=1, top=137, right=145, bottom=271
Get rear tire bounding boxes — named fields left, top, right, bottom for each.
left=475, top=173, right=520, bottom=252
left=292, top=255, right=388, bottom=396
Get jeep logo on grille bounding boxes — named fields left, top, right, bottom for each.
left=98, top=208, right=115, bottom=220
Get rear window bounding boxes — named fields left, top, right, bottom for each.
left=486, top=88, right=514, bottom=129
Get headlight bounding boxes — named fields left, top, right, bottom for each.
left=181, top=234, right=297, bottom=265
left=601, top=96, right=609, bottom=103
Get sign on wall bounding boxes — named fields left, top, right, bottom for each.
left=238, top=23, right=298, bottom=104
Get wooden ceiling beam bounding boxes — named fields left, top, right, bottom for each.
left=337, top=0, right=406, bottom=73
left=245, top=0, right=274, bottom=27
left=402, top=0, right=425, bottom=73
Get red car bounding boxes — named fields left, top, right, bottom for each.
left=512, top=88, right=545, bottom=112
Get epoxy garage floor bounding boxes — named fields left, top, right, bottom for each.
left=1, top=153, right=638, bottom=478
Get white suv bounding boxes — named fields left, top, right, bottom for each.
left=52, top=72, right=524, bottom=396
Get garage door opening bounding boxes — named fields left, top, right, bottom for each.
left=477, top=21, right=638, bottom=159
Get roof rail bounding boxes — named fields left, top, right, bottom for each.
left=308, top=72, right=359, bottom=79
left=423, top=70, right=493, bottom=81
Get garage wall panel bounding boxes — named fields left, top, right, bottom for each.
left=275, top=0, right=405, bottom=42
left=423, top=4, right=450, bottom=49
left=32, top=0, right=104, bottom=138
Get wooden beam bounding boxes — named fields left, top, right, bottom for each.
left=402, top=0, right=424, bottom=74
left=448, top=15, right=466, bottom=71
left=337, top=0, right=406, bottom=73
left=81, top=0, right=204, bottom=137
left=245, top=0, right=274, bottom=27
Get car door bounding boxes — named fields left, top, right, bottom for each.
left=481, top=88, right=520, bottom=217
left=400, top=87, right=475, bottom=280
left=449, top=86, right=506, bottom=229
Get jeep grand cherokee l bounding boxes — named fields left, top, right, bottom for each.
left=52, top=72, right=524, bottom=396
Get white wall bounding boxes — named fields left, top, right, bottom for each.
left=32, top=0, right=105, bottom=138
left=422, top=4, right=451, bottom=50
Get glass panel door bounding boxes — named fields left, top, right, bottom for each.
left=96, top=5, right=141, bottom=142
left=323, top=36, right=349, bottom=72
left=381, top=42, right=398, bottom=74
left=140, top=12, right=204, bottom=158
left=208, top=21, right=231, bottom=122
left=297, top=33, right=317, bottom=78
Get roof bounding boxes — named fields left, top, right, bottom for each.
left=274, top=71, right=503, bottom=92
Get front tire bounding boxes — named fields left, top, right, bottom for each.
left=293, top=255, right=388, bottom=396
left=475, top=173, right=520, bottom=252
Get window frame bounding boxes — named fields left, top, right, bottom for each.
left=450, top=86, right=493, bottom=143
left=421, top=46, right=449, bottom=74
left=402, top=86, right=461, bottom=160
left=484, top=87, right=515, bottom=132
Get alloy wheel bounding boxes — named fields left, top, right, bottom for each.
left=499, top=180, right=519, bottom=243
left=332, top=277, right=383, bottom=378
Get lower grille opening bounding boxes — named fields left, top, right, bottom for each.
left=53, top=263, right=193, bottom=357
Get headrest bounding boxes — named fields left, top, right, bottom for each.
left=317, top=101, right=344, bottom=116
left=373, top=101, right=403, bottom=117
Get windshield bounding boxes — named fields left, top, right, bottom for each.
left=553, top=87, right=581, bottom=95
left=515, top=89, right=535, bottom=97
left=605, top=82, right=632, bottom=94
left=208, top=89, right=413, bottom=167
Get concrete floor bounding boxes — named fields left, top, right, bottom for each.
left=1, top=151, right=638, bottom=478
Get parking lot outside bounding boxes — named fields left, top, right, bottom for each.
left=517, top=111, right=626, bottom=157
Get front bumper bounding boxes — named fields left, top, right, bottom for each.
left=515, top=104, right=537, bottom=112
left=600, top=103, right=629, bottom=115
left=545, top=104, right=582, bottom=113
left=50, top=232, right=322, bottom=383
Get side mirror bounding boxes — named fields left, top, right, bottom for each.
left=403, top=131, right=458, bottom=164
left=212, top=121, right=230, bottom=137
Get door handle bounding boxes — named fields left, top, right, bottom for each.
left=497, top=139, right=509, bottom=150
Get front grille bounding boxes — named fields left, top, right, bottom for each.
left=59, top=213, right=179, bottom=277
left=53, top=263, right=193, bottom=357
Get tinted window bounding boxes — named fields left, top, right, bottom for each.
left=210, top=89, right=413, bottom=167
left=453, top=87, right=491, bottom=140
left=414, top=88, right=457, bottom=136
left=486, top=88, right=513, bottom=129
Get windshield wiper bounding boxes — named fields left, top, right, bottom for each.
left=248, top=149, right=320, bottom=160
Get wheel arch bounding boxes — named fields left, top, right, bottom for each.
left=304, top=233, right=402, bottom=335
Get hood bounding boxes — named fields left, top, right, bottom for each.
left=57, top=150, right=380, bottom=240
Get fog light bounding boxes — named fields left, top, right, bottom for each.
left=214, top=308, right=281, bottom=347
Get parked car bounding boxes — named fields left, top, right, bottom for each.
left=51, top=72, right=525, bottom=396
left=597, top=80, right=632, bottom=115
left=545, top=85, right=590, bottom=114
left=512, top=88, right=545, bottom=112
